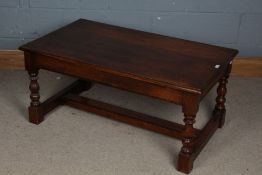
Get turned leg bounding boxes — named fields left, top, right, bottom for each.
left=214, top=63, right=232, bottom=128
left=28, top=70, right=43, bottom=124
left=177, top=95, right=199, bottom=174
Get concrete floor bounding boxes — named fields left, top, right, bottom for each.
left=0, top=70, right=261, bottom=175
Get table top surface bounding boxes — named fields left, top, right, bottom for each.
left=20, top=19, right=238, bottom=94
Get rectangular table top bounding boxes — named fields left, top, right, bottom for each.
left=20, top=19, right=238, bottom=94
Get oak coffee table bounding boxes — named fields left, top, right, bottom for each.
left=19, top=19, right=238, bottom=174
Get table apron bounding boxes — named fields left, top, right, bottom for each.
left=33, top=54, right=184, bottom=105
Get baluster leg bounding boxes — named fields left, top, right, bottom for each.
left=177, top=95, right=199, bottom=174
left=28, top=70, right=43, bottom=124
left=214, top=63, right=232, bottom=128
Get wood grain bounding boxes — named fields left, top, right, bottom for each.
left=19, top=19, right=238, bottom=94
left=0, top=50, right=24, bottom=69
left=232, top=58, right=262, bottom=77
left=0, top=50, right=261, bottom=77
left=18, top=19, right=238, bottom=174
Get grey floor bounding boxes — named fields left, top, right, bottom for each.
left=0, top=70, right=261, bottom=175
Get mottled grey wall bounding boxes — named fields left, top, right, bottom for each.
left=0, top=0, right=262, bottom=56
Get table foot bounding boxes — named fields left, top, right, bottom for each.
left=27, top=78, right=92, bottom=124
left=177, top=152, right=194, bottom=174
left=213, top=109, right=226, bottom=128
left=28, top=106, right=43, bottom=125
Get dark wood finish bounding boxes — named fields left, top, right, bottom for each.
left=28, top=69, right=43, bottom=124
left=20, top=19, right=237, bottom=95
left=19, top=19, right=238, bottom=174
left=33, top=53, right=183, bottom=104
left=41, top=79, right=92, bottom=116
left=62, top=93, right=199, bottom=140
left=2, top=50, right=262, bottom=78
left=214, top=63, right=232, bottom=128
left=178, top=94, right=199, bottom=173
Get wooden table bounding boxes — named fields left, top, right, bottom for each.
left=19, top=19, right=238, bottom=174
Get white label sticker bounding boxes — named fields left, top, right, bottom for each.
left=215, top=65, right=221, bottom=69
